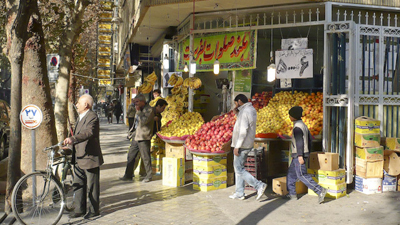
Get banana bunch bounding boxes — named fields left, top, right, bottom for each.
left=138, top=81, right=153, bottom=93
left=180, top=87, right=188, bottom=95
left=174, top=77, right=183, bottom=87
left=145, top=72, right=157, bottom=85
left=171, top=86, right=181, bottom=95
left=149, top=96, right=164, bottom=107
left=168, top=73, right=179, bottom=86
left=184, top=77, right=202, bottom=89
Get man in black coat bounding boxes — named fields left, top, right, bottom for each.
left=64, top=94, right=104, bottom=219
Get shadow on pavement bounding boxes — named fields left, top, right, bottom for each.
left=236, top=196, right=287, bottom=225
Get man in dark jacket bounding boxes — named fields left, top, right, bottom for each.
left=287, top=106, right=327, bottom=204
left=64, top=94, right=104, bottom=219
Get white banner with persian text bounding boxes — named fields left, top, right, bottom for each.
left=275, top=49, right=313, bottom=79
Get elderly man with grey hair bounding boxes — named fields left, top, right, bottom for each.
left=63, top=94, right=104, bottom=219
left=120, top=94, right=155, bottom=182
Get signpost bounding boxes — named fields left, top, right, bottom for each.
left=20, top=104, right=43, bottom=200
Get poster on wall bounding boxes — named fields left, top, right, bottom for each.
left=234, top=70, right=252, bottom=92
left=281, top=38, right=308, bottom=50
left=177, top=30, right=257, bottom=72
left=275, top=49, right=313, bottom=79
left=163, top=72, right=182, bottom=88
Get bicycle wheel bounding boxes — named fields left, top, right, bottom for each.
left=62, top=165, right=75, bottom=212
left=12, top=172, right=65, bottom=225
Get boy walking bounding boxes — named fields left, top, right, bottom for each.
left=287, top=106, right=327, bottom=204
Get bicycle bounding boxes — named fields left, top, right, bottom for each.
left=11, top=142, right=75, bottom=225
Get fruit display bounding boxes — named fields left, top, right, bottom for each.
left=138, top=72, right=157, bottom=93
left=183, top=77, right=202, bottom=89
left=185, top=111, right=236, bottom=152
left=256, top=91, right=323, bottom=136
left=158, top=112, right=204, bottom=138
left=161, top=94, right=188, bottom=126
left=251, top=91, right=273, bottom=110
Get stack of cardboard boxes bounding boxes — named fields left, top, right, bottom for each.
left=354, top=116, right=384, bottom=194
left=307, top=152, right=346, bottom=199
left=162, top=142, right=193, bottom=187
left=382, top=137, right=400, bottom=192
left=192, top=154, right=228, bottom=191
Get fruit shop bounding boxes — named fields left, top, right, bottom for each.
left=127, top=2, right=400, bottom=191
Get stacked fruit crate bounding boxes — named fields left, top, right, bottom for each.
left=245, top=148, right=263, bottom=191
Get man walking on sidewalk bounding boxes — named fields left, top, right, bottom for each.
left=120, top=94, right=155, bottom=182
left=287, top=106, right=327, bottom=204
left=229, top=94, right=267, bottom=201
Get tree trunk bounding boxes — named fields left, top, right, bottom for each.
left=54, top=0, right=91, bottom=142
left=4, top=0, right=31, bottom=214
left=20, top=0, right=57, bottom=174
left=68, top=51, right=77, bottom=129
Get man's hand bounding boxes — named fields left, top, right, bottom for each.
left=233, top=107, right=239, bottom=115
left=298, top=156, right=305, bottom=165
left=63, top=137, right=73, bottom=145
left=234, top=148, right=239, bottom=156
left=135, top=105, right=141, bottom=111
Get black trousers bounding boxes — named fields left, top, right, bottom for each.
left=128, top=118, right=135, bottom=130
left=73, top=165, right=100, bottom=214
left=123, top=140, right=151, bottom=179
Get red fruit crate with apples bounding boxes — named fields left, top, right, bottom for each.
left=251, top=91, right=273, bottom=111
left=185, top=111, right=237, bottom=154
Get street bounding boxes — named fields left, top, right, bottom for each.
left=1, top=117, right=400, bottom=224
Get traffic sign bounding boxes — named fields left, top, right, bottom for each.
left=20, top=105, right=43, bottom=129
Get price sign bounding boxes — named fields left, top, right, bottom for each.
left=280, top=78, right=292, bottom=88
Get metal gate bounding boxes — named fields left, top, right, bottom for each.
left=324, top=11, right=400, bottom=183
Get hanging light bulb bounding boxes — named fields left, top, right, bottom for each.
left=184, top=62, right=189, bottom=72
left=213, top=59, right=220, bottom=75
left=267, top=61, right=276, bottom=82
left=267, top=29, right=276, bottom=82
left=190, top=58, right=196, bottom=74
left=163, top=54, right=169, bottom=70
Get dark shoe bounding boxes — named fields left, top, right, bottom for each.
left=286, top=194, right=297, bottom=202
left=318, top=188, right=328, bottom=204
left=119, top=176, right=133, bottom=181
left=84, top=212, right=100, bottom=219
left=69, top=212, right=85, bottom=218
left=142, top=178, right=151, bottom=183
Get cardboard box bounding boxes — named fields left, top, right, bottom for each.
left=227, top=172, right=235, bottom=187
left=193, top=164, right=227, bottom=179
left=385, top=137, right=400, bottom=150
left=308, top=183, right=346, bottom=199
left=272, top=177, right=308, bottom=196
left=354, top=133, right=381, bottom=148
left=307, top=168, right=346, bottom=185
left=355, top=146, right=384, bottom=161
left=193, top=175, right=227, bottom=192
left=165, top=143, right=193, bottom=160
left=355, top=158, right=383, bottom=178
left=355, top=116, right=381, bottom=134
left=383, top=150, right=400, bottom=176
left=382, top=170, right=397, bottom=192
left=162, top=158, right=185, bottom=187
left=193, top=154, right=227, bottom=167
left=309, top=152, right=339, bottom=171
left=355, top=175, right=382, bottom=194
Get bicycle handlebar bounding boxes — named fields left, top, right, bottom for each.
left=43, top=142, right=64, bottom=152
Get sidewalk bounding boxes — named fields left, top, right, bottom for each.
left=2, top=117, right=400, bottom=224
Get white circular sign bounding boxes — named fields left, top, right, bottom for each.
left=20, top=105, right=43, bottom=129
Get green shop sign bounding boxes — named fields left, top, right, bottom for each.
left=178, top=30, right=257, bottom=72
